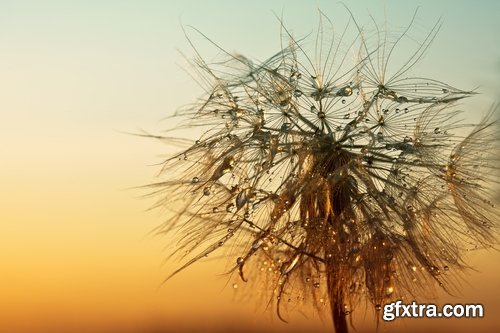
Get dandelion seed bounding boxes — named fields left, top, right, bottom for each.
left=148, top=8, right=499, bottom=333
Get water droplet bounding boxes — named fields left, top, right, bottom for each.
left=191, top=177, right=199, bottom=184
left=203, top=187, right=211, bottom=196
left=232, top=283, right=238, bottom=289
left=385, top=286, right=394, bottom=296
left=442, top=88, right=449, bottom=93
left=337, top=86, right=353, bottom=97
left=434, top=127, right=441, bottom=134
left=212, top=207, right=219, bottom=213
left=375, top=304, right=382, bottom=311
left=293, top=89, right=303, bottom=97
left=252, top=239, right=263, bottom=249
left=341, top=99, right=346, bottom=104
left=226, top=203, right=236, bottom=213
left=236, top=257, right=244, bottom=265
left=236, top=189, right=249, bottom=210
left=195, top=139, right=201, bottom=145
left=281, top=123, right=292, bottom=132
left=343, top=113, right=350, bottom=119
left=212, top=156, right=235, bottom=180
left=444, top=265, right=449, bottom=271
left=377, top=132, right=384, bottom=142
left=429, top=265, right=441, bottom=275
left=313, top=282, right=320, bottom=288
left=318, top=111, right=325, bottom=119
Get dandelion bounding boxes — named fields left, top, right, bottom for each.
left=148, top=9, right=499, bottom=333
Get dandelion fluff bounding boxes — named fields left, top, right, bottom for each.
left=148, top=9, right=499, bottom=333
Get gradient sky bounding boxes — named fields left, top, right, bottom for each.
left=1, top=1, right=499, bottom=332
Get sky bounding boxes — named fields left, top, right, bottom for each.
left=0, top=1, right=499, bottom=332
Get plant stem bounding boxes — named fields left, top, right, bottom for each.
left=331, top=295, right=348, bottom=333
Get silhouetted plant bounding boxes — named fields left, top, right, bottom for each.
left=148, top=9, right=499, bottom=333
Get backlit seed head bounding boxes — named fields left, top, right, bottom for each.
left=148, top=7, right=500, bottom=333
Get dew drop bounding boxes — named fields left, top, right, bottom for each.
left=338, top=86, right=353, bottom=97
left=203, top=187, right=211, bottom=196
left=191, top=177, right=200, bottom=184
left=318, top=111, right=326, bottom=119
left=293, top=89, right=303, bottom=97
left=281, top=123, right=292, bottom=132
left=343, top=113, right=350, bottom=119
left=341, top=99, right=346, bottom=104
left=212, top=207, right=219, bottom=213
left=442, top=88, right=449, bottom=94
left=313, top=282, right=320, bottom=288
left=236, top=257, right=244, bottom=265
left=375, top=304, right=382, bottom=311
left=444, top=265, right=449, bottom=271
left=252, top=239, right=263, bottom=249
left=232, top=283, right=238, bottom=289
left=434, top=127, right=441, bottom=134
left=226, top=203, right=236, bottom=213
left=236, top=189, right=248, bottom=209
left=212, top=156, right=235, bottom=179
left=385, top=286, right=394, bottom=296
left=429, top=265, right=441, bottom=275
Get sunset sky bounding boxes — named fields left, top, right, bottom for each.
left=1, top=1, right=499, bottom=332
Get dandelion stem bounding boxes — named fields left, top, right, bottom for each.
left=330, top=291, right=348, bottom=333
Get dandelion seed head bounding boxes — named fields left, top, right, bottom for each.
left=150, top=8, right=500, bottom=333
